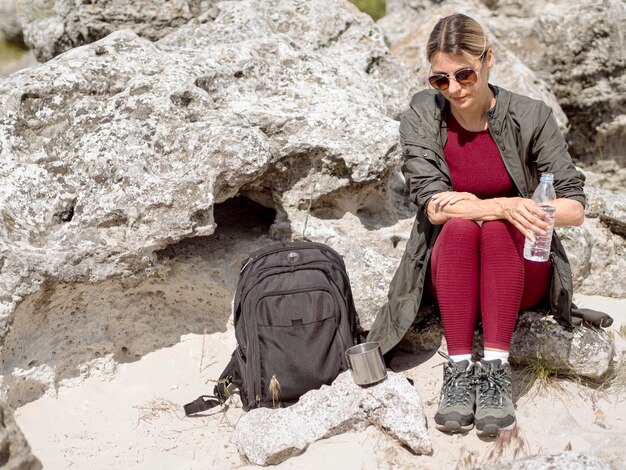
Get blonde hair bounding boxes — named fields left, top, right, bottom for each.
left=426, top=14, right=488, bottom=63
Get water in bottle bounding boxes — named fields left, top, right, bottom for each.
left=524, top=173, right=556, bottom=262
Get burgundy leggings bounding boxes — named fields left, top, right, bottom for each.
left=429, top=218, right=552, bottom=354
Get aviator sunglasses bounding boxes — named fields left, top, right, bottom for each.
left=428, top=68, right=479, bottom=91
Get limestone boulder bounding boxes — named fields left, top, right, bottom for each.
left=508, top=311, right=614, bottom=380
left=479, top=0, right=626, bottom=164
left=15, top=0, right=219, bottom=62
left=234, top=371, right=431, bottom=465
left=582, top=160, right=626, bottom=193
left=15, top=0, right=418, bottom=118
left=0, top=401, right=42, bottom=470
left=480, top=451, right=612, bottom=470
left=584, top=187, right=626, bottom=239
left=558, top=181, right=626, bottom=298
left=0, top=0, right=22, bottom=42
left=400, top=308, right=615, bottom=380
left=0, top=0, right=415, bottom=405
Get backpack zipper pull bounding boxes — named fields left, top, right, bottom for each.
left=240, top=257, right=253, bottom=274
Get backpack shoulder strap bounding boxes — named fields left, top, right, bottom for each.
left=183, top=395, right=221, bottom=416
left=183, top=351, right=238, bottom=416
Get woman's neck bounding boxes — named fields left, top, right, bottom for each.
left=450, top=89, right=496, bottom=132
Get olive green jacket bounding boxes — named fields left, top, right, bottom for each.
left=367, top=85, right=588, bottom=354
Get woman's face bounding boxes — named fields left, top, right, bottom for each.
left=429, top=50, right=493, bottom=111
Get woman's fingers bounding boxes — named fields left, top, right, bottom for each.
left=431, top=191, right=477, bottom=207
left=506, top=199, right=552, bottom=240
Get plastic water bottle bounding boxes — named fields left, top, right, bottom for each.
left=523, top=173, right=556, bottom=262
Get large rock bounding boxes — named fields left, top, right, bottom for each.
left=479, top=0, right=626, bottom=164
left=376, top=0, right=568, bottom=131
left=583, top=160, right=626, bottom=193
left=584, top=187, right=626, bottom=239
left=480, top=451, right=612, bottom=470
left=16, top=0, right=219, bottom=62
left=0, top=0, right=623, bottom=411
left=0, top=0, right=23, bottom=42
left=399, top=309, right=615, bottom=380
left=15, top=0, right=419, bottom=118
left=0, top=401, right=42, bottom=470
left=508, top=311, right=614, bottom=380
left=234, top=371, right=431, bottom=465
left=559, top=180, right=626, bottom=298
left=0, top=0, right=415, bottom=405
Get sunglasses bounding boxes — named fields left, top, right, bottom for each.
left=428, top=68, right=479, bottom=91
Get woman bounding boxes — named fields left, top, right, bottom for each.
left=367, top=13, right=592, bottom=437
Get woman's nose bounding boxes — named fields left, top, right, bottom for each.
left=447, top=77, right=462, bottom=94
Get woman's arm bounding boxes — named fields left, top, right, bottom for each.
left=552, top=198, right=585, bottom=227
left=427, top=192, right=584, bottom=240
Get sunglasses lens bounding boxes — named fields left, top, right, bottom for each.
left=428, top=75, right=449, bottom=90
left=455, top=69, right=478, bottom=86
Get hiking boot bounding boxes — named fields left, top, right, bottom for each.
left=475, top=359, right=515, bottom=436
left=434, top=351, right=476, bottom=433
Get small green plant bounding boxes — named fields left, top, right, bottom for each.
left=521, top=357, right=563, bottom=396
left=618, top=324, right=626, bottom=339
left=348, top=0, right=386, bottom=20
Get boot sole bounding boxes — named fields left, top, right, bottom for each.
left=436, top=420, right=474, bottom=433
left=476, top=421, right=515, bottom=437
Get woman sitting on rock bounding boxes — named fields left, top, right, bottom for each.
left=367, top=13, right=598, bottom=436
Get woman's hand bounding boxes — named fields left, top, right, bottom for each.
left=498, top=197, right=552, bottom=241
left=430, top=191, right=478, bottom=208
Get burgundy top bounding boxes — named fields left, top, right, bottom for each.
left=444, top=113, right=515, bottom=198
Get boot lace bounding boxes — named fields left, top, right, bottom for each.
left=476, top=364, right=511, bottom=408
left=440, top=360, right=474, bottom=406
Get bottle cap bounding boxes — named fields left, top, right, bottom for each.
left=540, top=173, right=554, bottom=182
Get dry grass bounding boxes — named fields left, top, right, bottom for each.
left=134, top=398, right=182, bottom=425
left=618, top=324, right=626, bottom=340
left=596, top=356, right=626, bottom=397
left=454, top=447, right=478, bottom=470
left=483, top=425, right=531, bottom=464
left=199, top=328, right=217, bottom=373
left=372, top=431, right=414, bottom=470
left=268, top=373, right=282, bottom=409
left=519, top=358, right=567, bottom=398
left=453, top=426, right=532, bottom=469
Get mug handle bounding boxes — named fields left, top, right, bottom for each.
left=345, top=353, right=351, bottom=369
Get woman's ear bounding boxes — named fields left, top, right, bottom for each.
left=486, top=48, right=495, bottom=71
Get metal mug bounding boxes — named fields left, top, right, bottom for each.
left=345, top=342, right=387, bottom=386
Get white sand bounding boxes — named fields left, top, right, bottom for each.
left=14, top=294, right=626, bottom=469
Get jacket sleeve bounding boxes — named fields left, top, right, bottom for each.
left=531, top=105, right=586, bottom=207
left=399, top=107, right=450, bottom=213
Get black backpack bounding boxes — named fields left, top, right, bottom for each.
left=184, top=241, right=359, bottom=415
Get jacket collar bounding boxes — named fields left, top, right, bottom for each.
left=434, top=84, right=510, bottom=127
left=486, top=85, right=510, bottom=132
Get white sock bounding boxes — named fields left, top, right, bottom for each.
left=483, top=350, right=510, bottom=364
left=449, top=353, right=473, bottom=364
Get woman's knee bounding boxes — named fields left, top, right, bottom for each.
left=481, top=220, right=524, bottom=258
left=433, top=218, right=481, bottom=260
left=440, top=218, right=481, bottom=239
